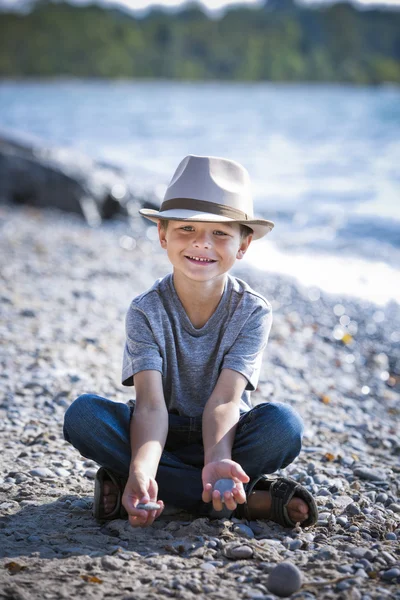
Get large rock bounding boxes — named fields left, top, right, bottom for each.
left=0, top=129, right=154, bottom=225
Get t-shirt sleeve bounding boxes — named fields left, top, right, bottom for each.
left=122, top=305, right=163, bottom=386
left=222, top=302, right=272, bottom=391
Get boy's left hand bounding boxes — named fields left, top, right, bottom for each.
left=202, top=459, right=250, bottom=512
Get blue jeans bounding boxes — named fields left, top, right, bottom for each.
left=63, top=394, right=303, bottom=517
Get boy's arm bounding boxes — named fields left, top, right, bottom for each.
left=122, top=369, right=168, bottom=527
left=202, top=368, right=250, bottom=512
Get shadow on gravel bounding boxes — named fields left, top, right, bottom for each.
left=0, top=495, right=214, bottom=562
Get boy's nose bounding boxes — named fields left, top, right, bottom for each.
left=193, top=231, right=212, bottom=248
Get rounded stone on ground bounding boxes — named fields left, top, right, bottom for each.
left=224, top=544, right=254, bottom=559
left=375, top=493, right=388, bottom=504
left=288, top=538, right=302, bottom=551
left=200, top=562, right=216, bottom=571
left=266, top=562, right=302, bottom=597
left=347, top=503, right=361, bottom=515
left=233, top=524, right=255, bottom=539
left=353, top=467, right=387, bottom=482
left=54, top=468, right=70, bottom=477
left=84, top=468, right=97, bottom=479
left=70, top=498, right=90, bottom=510
left=381, top=568, right=400, bottom=581
left=101, top=555, right=123, bottom=571
left=29, top=467, right=56, bottom=479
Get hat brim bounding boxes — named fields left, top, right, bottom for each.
left=139, top=208, right=274, bottom=241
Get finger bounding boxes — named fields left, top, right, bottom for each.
left=212, top=490, right=224, bottom=512
left=138, top=494, right=151, bottom=506
left=232, top=484, right=247, bottom=504
left=143, top=511, right=157, bottom=527
left=223, top=492, right=238, bottom=512
left=122, top=494, right=138, bottom=515
left=149, top=480, right=159, bottom=502
left=129, top=512, right=148, bottom=527
left=155, top=500, right=165, bottom=519
left=202, top=483, right=213, bottom=504
left=231, top=463, right=250, bottom=483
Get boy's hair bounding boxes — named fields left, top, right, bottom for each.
left=159, top=219, right=253, bottom=241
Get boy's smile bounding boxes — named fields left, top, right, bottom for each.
left=158, top=220, right=252, bottom=285
left=185, top=255, right=217, bottom=265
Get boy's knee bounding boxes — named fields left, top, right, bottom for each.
left=258, top=402, right=304, bottom=445
left=275, top=402, right=303, bottom=438
left=63, top=393, right=97, bottom=442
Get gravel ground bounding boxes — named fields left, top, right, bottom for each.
left=0, top=202, right=399, bottom=600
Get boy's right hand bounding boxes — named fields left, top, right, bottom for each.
left=122, top=471, right=164, bottom=527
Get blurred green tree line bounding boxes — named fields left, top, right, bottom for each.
left=0, top=0, right=399, bottom=84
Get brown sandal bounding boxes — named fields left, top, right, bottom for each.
left=235, top=475, right=318, bottom=528
left=93, top=467, right=128, bottom=520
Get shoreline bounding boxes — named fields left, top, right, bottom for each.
left=0, top=202, right=399, bottom=599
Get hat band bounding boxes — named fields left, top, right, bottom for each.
left=161, top=198, right=250, bottom=221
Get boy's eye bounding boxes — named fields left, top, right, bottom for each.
left=180, top=226, right=194, bottom=231
left=214, top=230, right=229, bottom=236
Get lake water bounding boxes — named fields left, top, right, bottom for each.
left=0, top=80, right=399, bottom=305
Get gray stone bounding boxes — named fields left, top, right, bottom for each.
left=349, top=547, right=367, bottom=559
left=381, top=551, right=396, bottom=564
left=381, top=568, right=400, bottom=581
left=54, top=468, right=70, bottom=477
left=200, top=562, right=216, bottom=571
left=316, top=488, right=330, bottom=497
left=267, top=562, right=302, bottom=597
left=29, top=467, right=55, bottom=479
left=136, top=502, right=161, bottom=511
left=288, top=538, right=302, bottom=551
left=70, top=498, right=90, bottom=510
left=315, top=546, right=339, bottom=560
left=224, top=544, right=254, bottom=559
left=0, top=130, right=132, bottom=223
left=375, top=493, right=388, bottom=504
left=202, top=585, right=217, bottom=593
left=233, top=524, right=255, bottom=539
left=354, top=568, right=368, bottom=578
left=347, top=503, right=361, bottom=515
left=101, top=555, right=122, bottom=571
left=385, top=532, right=397, bottom=540
left=213, top=478, right=235, bottom=502
left=353, top=467, right=387, bottom=482
left=387, top=503, right=400, bottom=513
left=338, top=565, right=353, bottom=574
left=84, top=468, right=98, bottom=479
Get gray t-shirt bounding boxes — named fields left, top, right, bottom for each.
left=122, top=273, right=272, bottom=417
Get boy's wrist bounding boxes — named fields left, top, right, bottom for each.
left=129, top=460, right=157, bottom=479
left=204, top=448, right=232, bottom=465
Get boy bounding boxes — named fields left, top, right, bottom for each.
left=63, top=155, right=318, bottom=529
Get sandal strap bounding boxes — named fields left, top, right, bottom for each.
left=269, top=478, right=298, bottom=527
left=93, top=467, right=128, bottom=520
left=235, top=475, right=318, bottom=528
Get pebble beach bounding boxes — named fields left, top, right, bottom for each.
left=0, top=201, right=399, bottom=599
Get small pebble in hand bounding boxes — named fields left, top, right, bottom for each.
left=136, top=502, right=161, bottom=511
left=214, top=478, right=235, bottom=503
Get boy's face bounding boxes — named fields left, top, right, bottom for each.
left=158, top=220, right=252, bottom=284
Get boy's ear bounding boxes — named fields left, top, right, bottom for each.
left=158, top=221, right=167, bottom=248
left=236, top=234, right=252, bottom=260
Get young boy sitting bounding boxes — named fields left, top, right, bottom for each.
left=63, top=154, right=318, bottom=528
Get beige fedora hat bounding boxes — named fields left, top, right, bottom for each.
left=139, top=155, right=274, bottom=241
